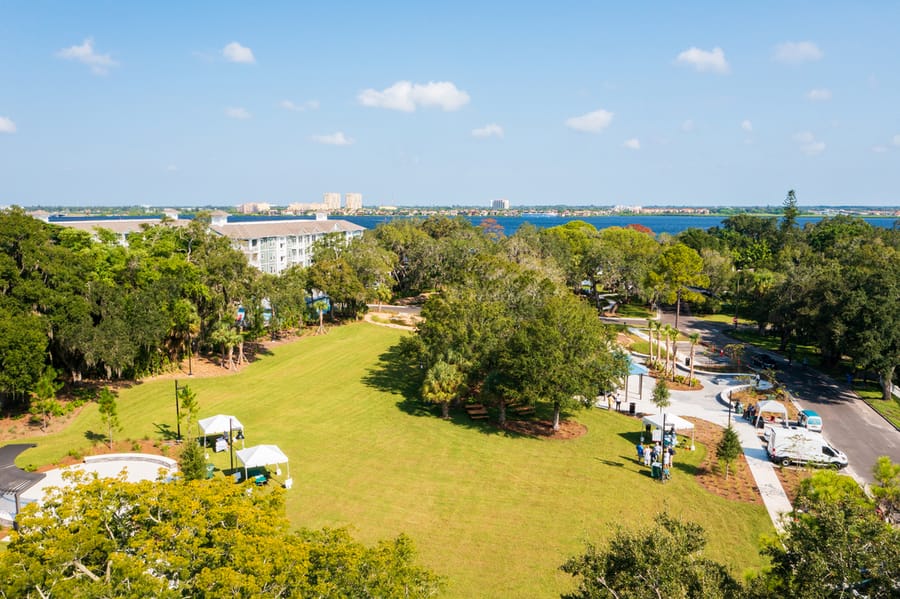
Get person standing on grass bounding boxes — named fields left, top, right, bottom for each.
left=644, top=446, right=652, bottom=467
left=636, top=441, right=644, bottom=463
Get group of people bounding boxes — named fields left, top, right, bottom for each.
left=635, top=440, right=674, bottom=482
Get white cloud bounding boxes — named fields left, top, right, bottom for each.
left=565, top=109, right=614, bottom=133
left=675, top=47, right=729, bottom=74
left=0, top=116, right=16, bottom=133
left=310, top=132, right=354, bottom=146
left=741, top=119, right=753, bottom=132
left=56, top=38, right=118, bottom=75
left=872, top=145, right=888, bottom=153
left=774, top=41, right=823, bottom=64
left=891, top=134, right=900, bottom=147
left=807, top=88, right=832, bottom=101
left=358, top=80, right=470, bottom=112
left=623, top=138, right=640, bottom=150
left=472, top=123, right=504, bottom=138
left=280, top=99, right=319, bottom=112
left=224, top=107, right=251, bottom=119
left=222, top=42, right=255, bottom=64
left=793, top=131, right=825, bottom=155
left=681, top=119, right=695, bottom=133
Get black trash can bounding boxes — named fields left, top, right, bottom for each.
left=629, top=402, right=636, bottom=415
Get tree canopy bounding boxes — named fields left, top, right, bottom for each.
left=0, top=475, right=443, bottom=598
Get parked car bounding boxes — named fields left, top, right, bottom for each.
left=767, top=427, right=847, bottom=468
left=797, top=409, right=823, bottom=432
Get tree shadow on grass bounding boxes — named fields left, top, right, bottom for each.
left=153, top=423, right=179, bottom=441
left=673, top=461, right=700, bottom=476
left=361, top=343, right=428, bottom=416
left=84, top=430, right=107, bottom=444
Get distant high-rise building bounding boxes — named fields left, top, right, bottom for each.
left=323, top=192, right=341, bottom=211
left=344, top=193, right=362, bottom=211
left=237, top=202, right=271, bottom=214
left=491, top=198, right=510, bottom=210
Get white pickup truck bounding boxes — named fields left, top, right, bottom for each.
left=766, top=426, right=848, bottom=468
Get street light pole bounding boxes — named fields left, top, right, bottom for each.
left=174, top=381, right=181, bottom=441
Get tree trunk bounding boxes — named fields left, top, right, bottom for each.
left=552, top=402, right=561, bottom=431
left=689, top=345, right=696, bottom=385
left=441, top=401, right=449, bottom=420
left=675, top=289, right=681, bottom=330
left=226, top=345, right=235, bottom=370
left=236, top=339, right=245, bottom=365
left=655, top=330, right=661, bottom=364
left=881, top=366, right=895, bottom=401
left=664, top=336, right=670, bottom=377
left=498, top=398, right=506, bottom=427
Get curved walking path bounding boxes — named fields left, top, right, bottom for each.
left=651, top=311, right=900, bottom=485
left=620, top=328, right=793, bottom=530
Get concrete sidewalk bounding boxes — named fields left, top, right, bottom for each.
left=616, top=367, right=793, bottom=530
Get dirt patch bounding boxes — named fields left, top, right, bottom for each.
left=0, top=405, right=88, bottom=443
left=364, top=311, right=420, bottom=331
left=501, top=419, right=588, bottom=440
left=683, top=417, right=764, bottom=505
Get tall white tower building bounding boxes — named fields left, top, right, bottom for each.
left=344, top=193, right=362, bottom=211
left=323, top=192, right=341, bottom=211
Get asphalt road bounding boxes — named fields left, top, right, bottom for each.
left=659, top=310, right=900, bottom=486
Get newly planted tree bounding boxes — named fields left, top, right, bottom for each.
left=716, top=426, right=742, bottom=479
left=97, top=387, right=121, bottom=449
left=652, top=378, right=670, bottom=413
left=29, top=367, right=64, bottom=432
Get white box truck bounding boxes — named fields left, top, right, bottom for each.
left=767, top=427, right=848, bottom=468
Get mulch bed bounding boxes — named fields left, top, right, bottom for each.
left=683, top=416, right=763, bottom=504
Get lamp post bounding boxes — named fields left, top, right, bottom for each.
left=174, top=381, right=182, bottom=442
left=229, top=418, right=234, bottom=471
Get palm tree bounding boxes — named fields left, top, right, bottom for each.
left=667, top=327, right=680, bottom=382
left=311, top=299, right=329, bottom=335
left=662, top=325, right=672, bottom=377
left=422, top=361, right=465, bottom=419
left=652, top=321, right=663, bottom=366
left=688, top=332, right=701, bottom=386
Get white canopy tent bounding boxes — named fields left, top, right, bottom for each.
left=753, top=400, right=788, bottom=428
left=198, top=414, right=244, bottom=437
left=198, top=415, right=245, bottom=453
left=235, top=444, right=291, bottom=488
left=642, top=412, right=695, bottom=449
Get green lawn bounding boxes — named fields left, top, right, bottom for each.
left=9, top=324, right=773, bottom=597
left=614, top=302, right=653, bottom=319
left=696, top=313, right=753, bottom=327
left=855, top=382, right=900, bottom=429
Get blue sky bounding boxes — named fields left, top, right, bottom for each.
left=1, top=1, right=899, bottom=207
